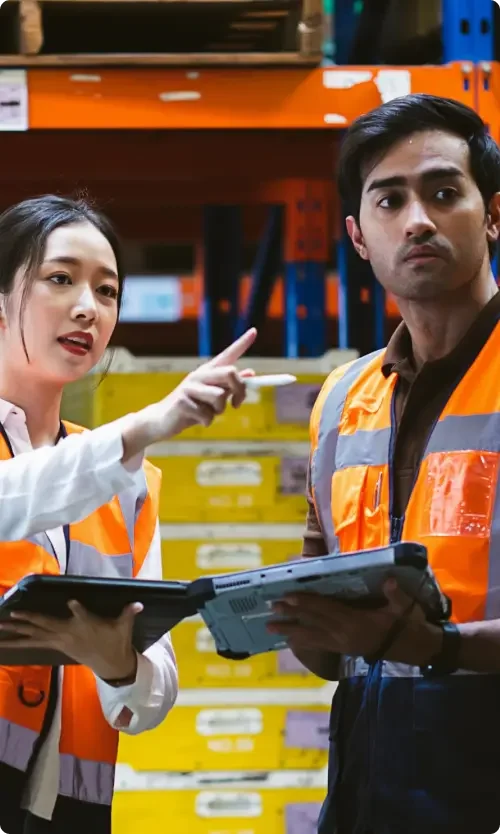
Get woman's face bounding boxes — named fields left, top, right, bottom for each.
left=0, top=221, right=120, bottom=386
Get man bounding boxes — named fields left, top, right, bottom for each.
left=267, top=94, right=500, bottom=834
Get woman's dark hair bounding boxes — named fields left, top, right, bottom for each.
left=0, top=193, right=124, bottom=358
left=338, top=94, right=500, bottom=258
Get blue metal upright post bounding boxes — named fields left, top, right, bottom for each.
left=236, top=206, right=283, bottom=339
left=334, top=0, right=363, bottom=64
left=492, top=246, right=499, bottom=284
left=336, top=217, right=386, bottom=354
left=283, top=181, right=329, bottom=358
left=285, top=261, right=327, bottom=358
left=471, top=0, right=495, bottom=61
left=200, top=206, right=242, bottom=357
left=442, top=0, right=494, bottom=63
left=337, top=232, right=349, bottom=349
left=322, top=0, right=335, bottom=65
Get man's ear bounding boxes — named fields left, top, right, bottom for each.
left=486, top=192, right=500, bottom=248
left=345, top=216, right=369, bottom=260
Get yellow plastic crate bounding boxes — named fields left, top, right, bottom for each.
left=113, top=786, right=325, bottom=834
left=161, top=525, right=303, bottom=581
left=118, top=704, right=330, bottom=772
left=95, top=373, right=323, bottom=441
left=172, top=617, right=322, bottom=689
left=151, top=444, right=309, bottom=523
left=62, top=350, right=358, bottom=442
left=162, top=525, right=320, bottom=689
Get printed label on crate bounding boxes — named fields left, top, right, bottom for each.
left=195, top=626, right=216, bottom=653
left=196, top=708, right=263, bottom=736
left=280, top=458, right=309, bottom=495
left=196, top=543, right=263, bottom=570
left=196, top=461, right=263, bottom=487
left=285, top=711, right=330, bottom=750
left=285, top=803, right=322, bottom=834
left=275, top=384, right=321, bottom=425
left=0, top=70, right=28, bottom=131
left=278, top=648, right=309, bottom=675
left=195, top=792, right=262, bottom=819
left=242, top=387, right=261, bottom=405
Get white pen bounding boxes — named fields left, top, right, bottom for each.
left=242, top=374, right=297, bottom=389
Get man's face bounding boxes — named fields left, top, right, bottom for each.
left=346, top=130, right=499, bottom=301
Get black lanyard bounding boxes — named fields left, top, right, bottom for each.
left=0, top=419, right=70, bottom=570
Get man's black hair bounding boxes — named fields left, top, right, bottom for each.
left=338, top=94, right=500, bottom=254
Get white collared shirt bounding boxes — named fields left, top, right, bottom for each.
left=0, top=399, right=178, bottom=820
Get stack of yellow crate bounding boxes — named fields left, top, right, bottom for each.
left=62, top=346, right=358, bottom=834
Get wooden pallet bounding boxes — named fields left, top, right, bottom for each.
left=0, top=0, right=322, bottom=65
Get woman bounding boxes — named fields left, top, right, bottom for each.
left=0, top=194, right=257, bottom=834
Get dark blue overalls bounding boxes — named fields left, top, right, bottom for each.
left=318, top=660, right=500, bottom=834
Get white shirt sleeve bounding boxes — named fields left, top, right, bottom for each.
left=0, top=420, right=143, bottom=542
left=95, top=521, right=179, bottom=735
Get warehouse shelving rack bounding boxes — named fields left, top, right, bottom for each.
left=0, top=0, right=497, bottom=355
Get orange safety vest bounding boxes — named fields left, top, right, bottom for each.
left=0, top=420, right=161, bottom=810
left=310, top=325, right=500, bottom=632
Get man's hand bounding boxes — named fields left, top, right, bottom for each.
left=268, top=579, right=443, bottom=666
left=0, top=601, right=141, bottom=682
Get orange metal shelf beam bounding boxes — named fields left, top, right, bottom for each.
left=27, top=63, right=474, bottom=130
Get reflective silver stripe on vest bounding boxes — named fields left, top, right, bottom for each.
left=487, top=474, right=500, bottom=620
left=67, top=541, right=133, bottom=579
left=59, top=754, right=115, bottom=806
left=0, top=717, right=38, bottom=771
left=427, top=412, right=500, bottom=454
left=336, top=412, right=500, bottom=473
left=311, top=351, right=383, bottom=552
left=335, top=427, right=391, bottom=470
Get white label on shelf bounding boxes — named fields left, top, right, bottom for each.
left=119, top=275, right=182, bottom=323
left=196, top=543, right=263, bottom=570
left=323, top=70, right=373, bottom=89
left=196, top=708, right=263, bottom=736
left=0, top=70, right=28, bottom=132
left=196, top=461, right=263, bottom=487
left=195, top=626, right=216, bottom=653
left=70, top=74, right=102, bottom=83
left=324, top=113, right=348, bottom=125
left=374, top=69, right=411, bottom=103
left=195, top=791, right=262, bottom=818
left=159, top=90, right=201, bottom=102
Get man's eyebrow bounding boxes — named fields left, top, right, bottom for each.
left=366, top=166, right=465, bottom=193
